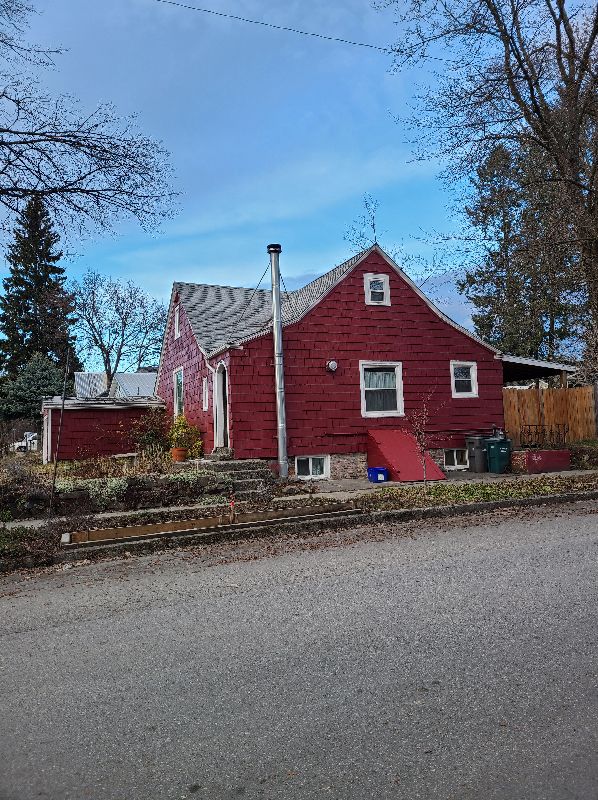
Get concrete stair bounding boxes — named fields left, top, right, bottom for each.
left=188, top=458, right=276, bottom=501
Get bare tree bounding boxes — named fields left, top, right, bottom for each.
left=0, top=3, right=174, bottom=235
left=343, top=194, right=458, bottom=302
left=344, top=193, right=381, bottom=251
left=0, top=1, right=58, bottom=65
left=71, top=270, right=167, bottom=384
left=382, top=0, right=598, bottom=324
left=404, top=389, right=445, bottom=489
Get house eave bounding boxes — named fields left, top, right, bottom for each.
left=41, top=396, right=165, bottom=411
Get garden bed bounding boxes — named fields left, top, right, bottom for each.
left=4, top=472, right=598, bottom=573
left=0, top=455, right=232, bottom=519
left=359, top=473, right=598, bottom=511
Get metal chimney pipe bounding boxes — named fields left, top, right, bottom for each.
left=268, top=243, right=288, bottom=479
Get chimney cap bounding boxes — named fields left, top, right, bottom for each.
left=267, top=243, right=282, bottom=253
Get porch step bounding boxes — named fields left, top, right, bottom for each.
left=230, top=477, right=270, bottom=490
left=190, top=458, right=277, bottom=501
left=233, top=489, right=272, bottom=502
left=192, top=458, right=274, bottom=475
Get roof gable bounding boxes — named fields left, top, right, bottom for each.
left=167, top=245, right=496, bottom=357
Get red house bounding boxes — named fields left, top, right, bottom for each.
left=155, top=245, right=571, bottom=480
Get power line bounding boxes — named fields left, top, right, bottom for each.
left=151, top=0, right=393, bottom=53
left=236, top=262, right=269, bottom=328
left=280, top=271, right=300, bottom=320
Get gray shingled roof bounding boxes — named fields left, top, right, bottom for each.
left=175, top=250, right=366, bottom=356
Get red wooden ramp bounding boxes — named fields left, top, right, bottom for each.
left=367, top=429, right=446, bottom=482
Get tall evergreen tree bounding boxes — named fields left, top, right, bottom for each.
left=0, top=353, right=64, bottom=420
left=457, top=145, right=586, bottom=361
left=0, top=196, right=80, bottom=379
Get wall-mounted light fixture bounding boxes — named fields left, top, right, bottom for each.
left=326, top=360, right=338, bottom=372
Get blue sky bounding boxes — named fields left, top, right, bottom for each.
left=17, top=0, right=470, bottom=323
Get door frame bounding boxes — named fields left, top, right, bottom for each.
left=213, top=360, right=230, bottom=449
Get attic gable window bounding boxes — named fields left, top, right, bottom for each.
left=174, top=305, right=181, bottom=339
left=450, top=361, right=478, bottom=398
left=360, top=361, right=404, bottom=417
left=364, top=273, right=390, bottom=306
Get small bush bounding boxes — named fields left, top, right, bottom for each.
left=137, top=443, right=170, bottom=474
left=569, top=443, right=598, bottom=470
left=51, top=457, right=130, bottom=479
left=168, top=415, right=202, bottom=453
left=55, top=476, right=129, bottom=509
left=130, top=407, right=170, bottom=451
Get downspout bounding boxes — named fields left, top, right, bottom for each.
left=268, top=243, right=288, bottom=479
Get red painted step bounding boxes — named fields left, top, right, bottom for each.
left=367, top=429, right=446, bottom=482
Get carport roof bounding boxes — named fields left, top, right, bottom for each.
left=498, top=354, right=577, bottom=382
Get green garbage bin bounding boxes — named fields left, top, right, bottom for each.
left=485, top=438, right=512, bottom=474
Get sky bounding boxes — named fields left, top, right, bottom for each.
left=14, top=0, right=470, bottom=324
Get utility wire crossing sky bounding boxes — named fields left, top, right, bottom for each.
left=12, top=0, right=470, bottom=326
left=151, top=0, right=394, bottom=52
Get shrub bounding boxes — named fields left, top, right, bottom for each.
left=55, top=476, right=128, bottom=509
left=130, top=407, right=170, bottom=451
left=137, top=442, right=170, bottom=474
left=52, top=456, right=129, bottom=479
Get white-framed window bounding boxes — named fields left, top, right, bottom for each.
left=202, top=376, right=209, bottom=412
left=360, top=361, right=404, bottom=417
left=174, top=305, right=180, bottom=339
left=450, top=361, right=478, bottom=398
left=173, top=367, right=184, bottom=417
left=364, top=273, right=390, bottom=306
left=295, top=455, right=330, bottom=479
left=444, top=448, right=469, bottom=470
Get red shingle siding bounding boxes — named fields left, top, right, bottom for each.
left=228, top=250, right=503, bottom=459
left=156, top=298, right=215, bottom=452
left=48, top=407, right=152, bottom=461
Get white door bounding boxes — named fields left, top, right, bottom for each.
left=214, top=364, right=229, bottom=449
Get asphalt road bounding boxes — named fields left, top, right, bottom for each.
left=2, top=501, right=598, bottom=800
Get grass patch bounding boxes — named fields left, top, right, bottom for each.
left=360, top=474, right=598, bottom=511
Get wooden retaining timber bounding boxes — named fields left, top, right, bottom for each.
left=65, top=503, right=359, bottom=547
left=53, top=490, right=598, bottom=566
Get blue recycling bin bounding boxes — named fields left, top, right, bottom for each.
left=367, top=467, right=389, bottom=483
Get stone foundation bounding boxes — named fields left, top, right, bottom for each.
left=428, top=448, right=446, bottom=470
left=329, top=452, right=368, bottom=480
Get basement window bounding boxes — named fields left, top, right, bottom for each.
left=295, top=455, right=330, bottom=479
left=364, top=273, right=390, bottom=306
left=450, top=361, right=478, bottom=398
left=444, top=449, right=469, bottom=470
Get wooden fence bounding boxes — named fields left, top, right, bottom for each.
left=503, top=385, right=597, bottom=446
